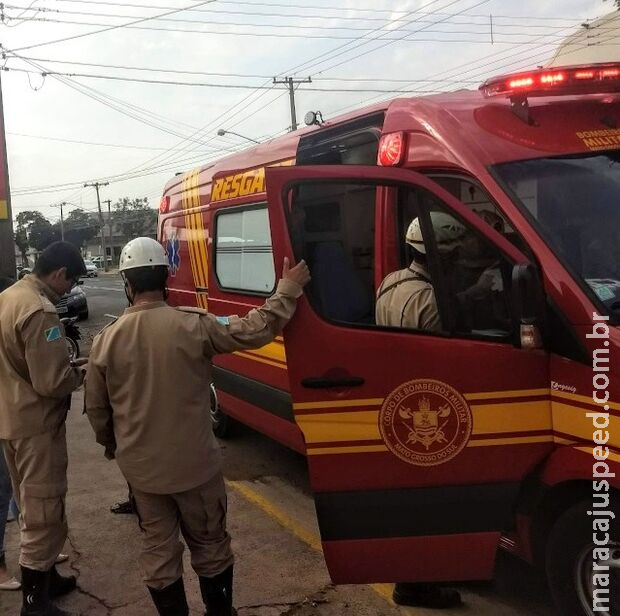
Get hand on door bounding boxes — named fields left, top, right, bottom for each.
left=282, top=257, right=311, bottom=288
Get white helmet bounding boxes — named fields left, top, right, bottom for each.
left=119, top=237, right=168, bottom=272
left=406, top=211, right=466, bottom=254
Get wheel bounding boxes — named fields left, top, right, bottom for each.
left=78, top=309, right=89, bottom=321
left=210, top=383, right=231, bottom=438
left=65, top=336, right=79, bottom=361
left=546, top=496, right=620, bottom=616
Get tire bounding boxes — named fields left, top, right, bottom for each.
left=210, top=383, right=231, bottom=439
left=546, top=495, right=620, bottom=616
left=78, top=309, right=89, bottom=321
left=66, top=336, right=79, bottom=361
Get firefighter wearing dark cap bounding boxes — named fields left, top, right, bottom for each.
left=0, top=241, right=87, bottom=616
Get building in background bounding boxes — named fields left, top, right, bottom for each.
left=547, top=11, right=620, bottom=67
left=84, top=210, right=157, bottom=265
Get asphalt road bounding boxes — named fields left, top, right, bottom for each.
left=15, top=275, right=556, bottom=615
left=79, top=273, right=127, bottom=354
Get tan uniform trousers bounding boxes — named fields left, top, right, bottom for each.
left=132, top=472, right=233, bottom=590
left=1, top=423, right=68, bottom=571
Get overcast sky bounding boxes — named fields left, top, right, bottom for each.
left=1, top=0, right=612, bottom=225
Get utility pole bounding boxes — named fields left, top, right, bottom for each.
left=0, top=72, right=16, bottom=279
left=103, top=199, right=113, bottom=265
left=52, top=201, right=67, bottom=240
left=84, top=181, right=109, bottom=271
left=273, top=76, right=312, bottom=131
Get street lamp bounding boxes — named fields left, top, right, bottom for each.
left=216, top=129, right=260, bottom=144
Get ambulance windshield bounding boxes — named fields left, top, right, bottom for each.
left=494, top=152, right=620, bottom=317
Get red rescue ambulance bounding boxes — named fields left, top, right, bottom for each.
left=159, top=63, right=620, bottom=616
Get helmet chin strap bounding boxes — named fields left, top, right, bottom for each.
left=121, top=273, right=135, bottom=306
left=121, top=270, right=168, bottom=305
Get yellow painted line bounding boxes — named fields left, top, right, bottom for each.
left=244, top=342, right=287, bottom=364
left=234, top=351, right=287, bottom=370
left=471, top=401, right=551, bottom=435
left=298, top=401, right=552, bottom=446
left=576, top=446, right=620, bottom=463
left=553, top=436, right=578, bottom=446
left=298, top=410, right=382, bottom=444
left=190, top=213, right=208, bottom=289
left=306, top=435, right=560, bottom=456
left=465, top=388, right=550, bottom=401
left=191, top=173, right=210, bottom=288
left=552, top=402, right=620, bottom=448
left=552, top=390, right=620, bottom=412
left=226, top=480, right=397, bottom=608
left=467, top=435, right=553, bottom=448
left=182, top=174, right=202, bottom=295
left=294, top=398, right=384, bottom=410
left=295, top=390, right=549, bottom=411
left=307, top=444, right=388, bottom=456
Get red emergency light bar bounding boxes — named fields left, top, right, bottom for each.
left=480, top=62, right=620, bottom=99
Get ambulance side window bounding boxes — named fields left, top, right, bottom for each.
left=289, top=182, right=376, bottom=324
left=287, top=180, right=514, bottom=340
left=214, top=205, right=276, bottom=294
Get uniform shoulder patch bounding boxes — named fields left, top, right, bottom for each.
left=44, top=326, right=62, bottom=342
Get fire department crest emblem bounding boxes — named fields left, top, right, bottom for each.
left=379, top=379, right=472, bottom=467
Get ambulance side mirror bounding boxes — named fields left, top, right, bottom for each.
left=511, top=264, right=544, bottom=350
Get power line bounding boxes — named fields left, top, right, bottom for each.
left=5, top=53, right=238, bottom=145
left=11, top=0, right=219, bottom=52
left=7, top=130, right=222, bottom=151
left=5, top=13, right=575, bottom=42
left=3, top=65, right=453, bottom=93
left=3, top=4, right=580, bottom=35
left=7, top=57, right=487, bottom=82
left=41, top=0, right=597, bottom=22
left=295, top=0, right=492, bottom=77
left=322, top=17, right=590, bottom=116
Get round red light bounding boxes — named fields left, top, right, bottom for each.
left=378, top=132, right=405, bottom=166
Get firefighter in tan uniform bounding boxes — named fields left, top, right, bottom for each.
left=375, top=213, right=466, bottom=610
left=85, top=237, right=310, bottom=616
left=376, top=212, right=466, bottom=332
left=0, top=242, right=87, bottom=616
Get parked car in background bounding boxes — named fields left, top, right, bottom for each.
left=84, top=260, right=98, bottom=277
left=91, top=256, right=113, bottom=268
left=56, top=282, right=88, bottom=320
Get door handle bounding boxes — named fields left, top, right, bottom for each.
left=301, top=376, right=365, bottom=389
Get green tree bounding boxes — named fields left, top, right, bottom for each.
left=113, top=197, right=157, bottom=239
left=60, top=208, right=99, bottom=250
left=15, top=210, right=59, bottom=253
left=14, top=227, right=29, bottom=265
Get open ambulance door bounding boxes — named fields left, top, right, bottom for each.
left=265, top=165, right=553, bottom=585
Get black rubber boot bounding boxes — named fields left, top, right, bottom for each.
left=20, top=566, right=77, bottom=616
left=147, top=577, right=189, bottom=616
left=199, top=565, right=236, bottom=616
left=393, top=583, right=463, bottom=609
left=49, top=566, right=77, bottom=598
